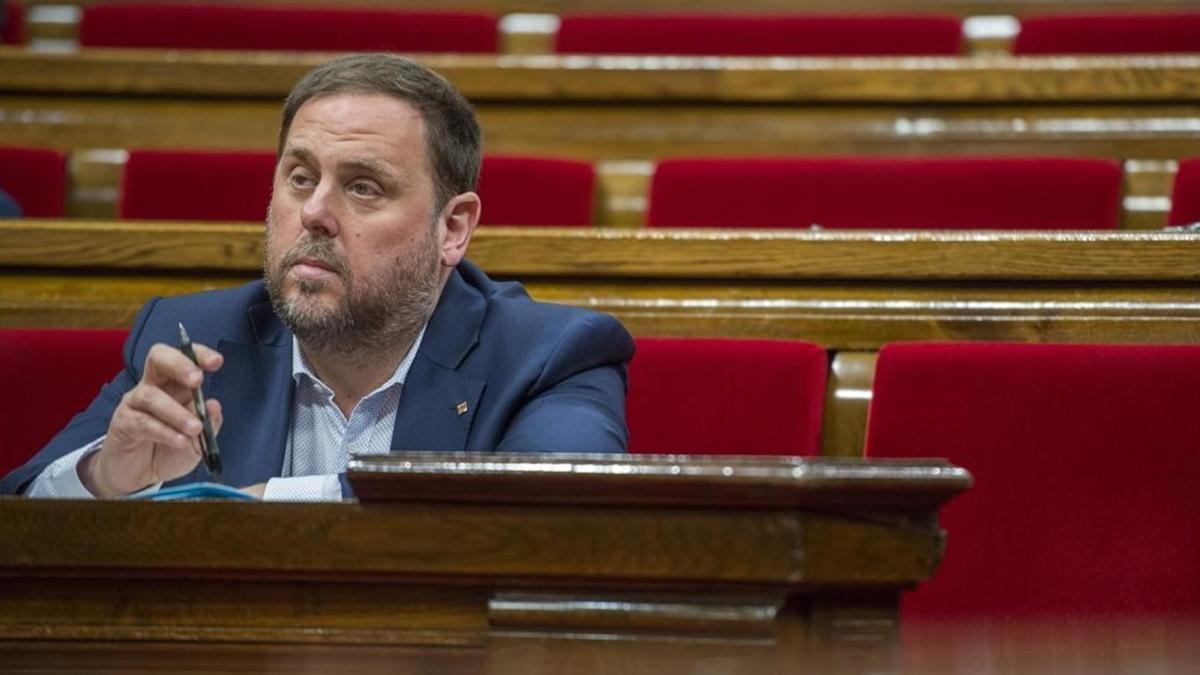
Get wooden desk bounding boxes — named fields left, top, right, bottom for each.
left=2, top=49, right=1197, bottom=162
left=0, top=453, right=970, bottom=674
left=2, top=221, right=1197, bottom=348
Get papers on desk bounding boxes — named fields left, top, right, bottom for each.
left=128, top=482, right=258, bottom=501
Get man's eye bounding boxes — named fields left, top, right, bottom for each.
left=288, top=171, right=314, bottom=189
left=349, top=181, right=380, bottom=197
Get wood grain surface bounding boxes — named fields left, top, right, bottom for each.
left=5, top=50, right=1200, bottom=102
left=2, top=223, right=1197, bottom=347
left=2, top=50, right=1197, bottom=163
left=0, top=454, right=965, bottom=668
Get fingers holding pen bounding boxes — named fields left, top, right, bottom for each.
left=143, top=342, right=224, bottom=394
left=119, top=384, right=203, bottom=445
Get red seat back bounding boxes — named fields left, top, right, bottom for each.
left=1169, top=157, right=1200, bottom=226
left=556, top=13, right=962, bottom=56
left=2, top=1, right=25, bottom=44
left=79, top=4, right=497, bottom=52
left=119, top=149, right=276, bottom=222
left=1014, top=13, right=1200, bottom=54
left=647, top=156, right=1122, bottom=229
left=627, top=338, right=827, bottom=456
left=865, top=342, right=1200, bottom=618
left=477, top=155, right=595, bottom=226
left=0, top=328, right=129, bottom=476
left=0, top=146, right=67, bottom=218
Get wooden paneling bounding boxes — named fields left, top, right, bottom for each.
left=2, top=50, right=1198, bottom=165
left=7, top=50, right=1200, bottom=102
left=0, top=454, right=968, bottom=674
left=2, top=222, right=1197, bottom=348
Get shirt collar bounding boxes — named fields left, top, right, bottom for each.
left=291, top=326, right=427, bottom=399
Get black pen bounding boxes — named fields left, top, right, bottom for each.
left=178, top=323, right=222, bottom=476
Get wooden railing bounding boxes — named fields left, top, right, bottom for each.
left=3, top=49, right=1197, bottom=164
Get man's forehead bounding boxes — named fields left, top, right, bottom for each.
left=293, top=92, right=425, bottom=132
left=282, top=93, right=429, bottom=168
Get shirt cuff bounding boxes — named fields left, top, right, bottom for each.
left=262, top=474, right=343, bottom=502
left=26, top=437, right=163, bottom=499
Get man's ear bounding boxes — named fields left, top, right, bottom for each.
left=438, top=191, right=481, bottom=268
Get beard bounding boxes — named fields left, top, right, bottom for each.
left=263, top=226, right=441, bottom=357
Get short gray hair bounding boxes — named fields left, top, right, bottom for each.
left=278, top=53, right=482, bottom=211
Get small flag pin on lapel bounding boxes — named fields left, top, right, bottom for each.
left=456, top=401, right=469, bottom=416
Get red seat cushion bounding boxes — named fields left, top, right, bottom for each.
left=556, top=13, right=963, bottom=56
left=0, top=146, right=67, bottom=218
left=477, top=155, right=595, bottom=226
left=0, top=328, right=129, bottom=477
left=627, top=338, right=827, bottom=456
left=120, top=149, right=276, bottom=222
left=865, top=342, right=1200, bottom=618
left=647, top=156, right=1122, bottom=229
left=79, top=4, right=497, bottom=52
left=2, top=1, right=25, bottom=44
left=1014, top=13, right=1200, bottom=54
left=1169, top=157, right=1200, bottom=226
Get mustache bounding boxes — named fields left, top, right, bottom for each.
left=278, top=236, right=350, bottom=277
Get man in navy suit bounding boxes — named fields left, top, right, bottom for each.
left=1, top=54, right=632, bottom=500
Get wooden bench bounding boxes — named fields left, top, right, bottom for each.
left=4, top=49, right=1197, bottom=226
left=3, top=220, right=1196, bottom=456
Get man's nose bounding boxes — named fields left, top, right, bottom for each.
left=300, top=180, right=340, bottom=237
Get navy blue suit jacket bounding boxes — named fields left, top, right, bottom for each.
left=1, top=260, right=633, bottom=496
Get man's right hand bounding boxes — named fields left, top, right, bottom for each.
left=81, top=342, right=225, bottom=497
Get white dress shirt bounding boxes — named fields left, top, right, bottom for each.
left=28, top=329, right=424, bottom=502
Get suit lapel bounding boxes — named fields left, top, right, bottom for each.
left=198, top=302, right=294, bottom=487
left=391, top=267, right=487, bottom=452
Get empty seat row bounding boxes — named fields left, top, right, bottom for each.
left=3, top=3, right=1199, bottom=55
left=3, top=328, right=1197, bottom=619
left=0, top=149, right=596, bottom=226
left=4, top=147, right=1200, bottom=228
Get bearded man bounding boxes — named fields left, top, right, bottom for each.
left=1, top=54, right=633, bottom=501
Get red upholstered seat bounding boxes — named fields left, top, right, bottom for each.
left=0, top=146, right=67, bottom=218
left=626, top=338, right=827, bottom=456
left=1169, top=157, right=1200, bottom=226
left=120, top=149, right=276, bottom=222
left=556, top=13, right=963, bottom=56
left=79, top=4, right=497, bottom=52
left=477, top=155, right=595, bottom=226
left=1014, top=13, right=1200, bottom=54
left=1, top=1, right=25, bottom=44
left=865, top=342, right=1200, bottom=619
left=0, top=328, right=129, bottom=477
left=646, top=156, right=1122, bottom=229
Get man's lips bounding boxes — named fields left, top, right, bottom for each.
left=289, top=257, right=339, bottom=280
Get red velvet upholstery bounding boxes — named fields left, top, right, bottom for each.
left=477, top=155, right=595, bottom=226
left=556, top=14, right=963, bottom=56
left=1168, top=157, right=1200, bottom=226
left=0, top=146, right=67, bottom=218
left=79, top=4, right=497, bottom=52
left=0, top=328, right=129, bottom=477
left=865, top=342, right=1200, bottom=618
left=1014, top=13, right=1200, bottom=54
left=120, top=149, right=276, bottom=222
left=647, top=156, right=1122, bottom=229
left=1, top=1, right=25, bottom=44
left=626, top=338, right=827, bottom=456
